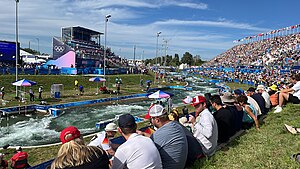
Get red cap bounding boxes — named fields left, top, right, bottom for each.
left=60, top=126, right=81, bottom=144
left=191, top=95, right=206, bottom=107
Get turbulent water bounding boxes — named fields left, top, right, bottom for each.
left=0, top=79, right=219, bottom=146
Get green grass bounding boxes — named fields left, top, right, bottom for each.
left=0, top=74, right=183, bottom=107
left=192, top=104, right=300, bottom=169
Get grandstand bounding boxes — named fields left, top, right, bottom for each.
left=45, top=26, right=128, bottom=71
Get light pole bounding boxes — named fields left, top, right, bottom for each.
left=155, top=31, right=161, bottom=83
left=103, top=14, right=111, bottom=86
left=15, top=0, right=19, bottom=97
left=36, top=38, right=39, bottom=54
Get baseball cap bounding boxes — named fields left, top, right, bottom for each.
left=118, top=114, right=136, bottom=128
left=256, top=85, right=265, bottom=90
left=105, top=122, right=118, bottom=132
left=247, top=87, right=256, bottom=92
left=16, top=146, right=22, bottom=151
left=60, top=126, right=81, bottom=144
left=149, top=104, right=167, bottom=117
left=234, top=89, right=243, bottom=95
left=0, top=153, right=4, bottom=158
left=191, top=95, right=206, bottom=107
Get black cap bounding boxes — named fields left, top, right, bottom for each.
left=247, top=87, right=256, bottom=92
left=118, top=114, right=136, bottom=128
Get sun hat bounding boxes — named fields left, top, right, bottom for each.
left=191, top=95, right=206, bottom=107
left=104, top=122, right=118, bottom=132
left=149, top=104, right=167, bottom=117
left=256, top=85, right=265, bottom=90
left=118, top=114, right=136, bottom=128
left=269, top=84, right=278, bottom=91
left=221, top=92, right=236, bottom=103
left=60, top=126, right=81, bottom=144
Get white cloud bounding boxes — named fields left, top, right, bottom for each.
left=0, top=0, right=269, bottom=60
left=155, top=19, right=269, bottom=32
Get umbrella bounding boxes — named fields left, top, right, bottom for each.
left=12, top=79, right=37, bottom=86
left=148, top=90, right=171, bottom=99
left=89, top=77, right=106, bottom=94
left=12, top=79, right=37, bottom=100
left=146, top=80, right=151, bottom=83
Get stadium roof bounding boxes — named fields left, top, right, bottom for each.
left=62, top=26, right=103, bottom=35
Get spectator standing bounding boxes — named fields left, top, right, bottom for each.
left=74, top=79, right=79, bottom=91
left=112, top=114, right=162, bottom=169
left=147, top=104, right=188, bottom=169
left=88, top=123, right=118, bottom=158
left=38, top=86, right=43, bottom=100
left=0, top=87, right=4, bottom=100
left=51, top=126, right=109, bottom=169
left=190, top=95, right=218, bottom=157
left=10, top=146, right=30, bottom=169
left=29, top=88, right=34, bottom=102
left=0, top=153, right=8, bottom=169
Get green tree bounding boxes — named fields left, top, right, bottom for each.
left=181, top=52, right=193, bottom=65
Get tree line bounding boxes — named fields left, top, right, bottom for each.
left=144, top=52, right=206, bottom=67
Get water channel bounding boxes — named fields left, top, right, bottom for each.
left=0, top=79, right=219, bottom=146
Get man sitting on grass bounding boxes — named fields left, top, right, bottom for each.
left=274, top=74, right=300, bottom=113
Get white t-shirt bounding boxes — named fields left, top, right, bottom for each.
left=261, top=91, right=271, bottom=109
left=112, top=133, right=162, bottom=169
left=292, top=81, right=300, bottom=99
left=88, top=131, right=111, bottom=150
left=193, top=108, right=218, bottom=156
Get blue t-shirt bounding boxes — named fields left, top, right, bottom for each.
left=151, top=121, right=188, bottom=169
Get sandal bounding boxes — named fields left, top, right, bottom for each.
left=284, top=124, right=300, bottom=134
left=291, top=153, right=300, bottom=162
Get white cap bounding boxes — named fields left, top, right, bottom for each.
left=149, top=104, right=166, bottom=117
left=0, top=153, right=4, bottom=158
left=104, top=123, right=117, bottom=132
left=16, top=146, right=22, bottom=151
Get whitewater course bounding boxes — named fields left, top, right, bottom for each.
left=0, top=77, right=221, bottom=147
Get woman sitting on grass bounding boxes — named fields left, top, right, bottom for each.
left=236, top=95, right=260, bottom=131
left=51, top=126, right=109, bottom=169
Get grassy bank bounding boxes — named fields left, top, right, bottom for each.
left=0, top=74, right=183, bottom=107
left=192, top=104, right=300, bottom=168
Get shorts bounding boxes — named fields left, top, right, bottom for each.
left=288, top=94, right=300, bottom=104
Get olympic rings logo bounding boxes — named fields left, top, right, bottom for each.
left=54, top=46, right=65, bottom=52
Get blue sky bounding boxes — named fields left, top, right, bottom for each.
left=0, top=0, right=299, bottom=60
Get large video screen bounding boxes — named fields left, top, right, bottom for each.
left=0, top=41, right=20, bottom=63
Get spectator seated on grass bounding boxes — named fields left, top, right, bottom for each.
left=210, top=95, right=235, bottom=143
left=111, top=114, right=162, bottom=169
left=88, top=123, right=118, bottom=160
left=190, top=95, right=218, bottom=157
left=10, top=146, right=30, bottom=169
left=0, top=153, right=8, bottom=169
left=274, top=74, right=300, bottom=113
left=247, top=87, right=267, bottom=115
left=256, top=85, right=271, bottom=113
left=51, top=126, right=109, bottom=169
left=100, top=86, right=109, bottom=94
left=141, top=104, right=188, bottom=169
left=221, top=92, right=244, bottom=134
left=236, top=95, right=260, bottom=130
left=168, top=108, right=204, bottom=167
